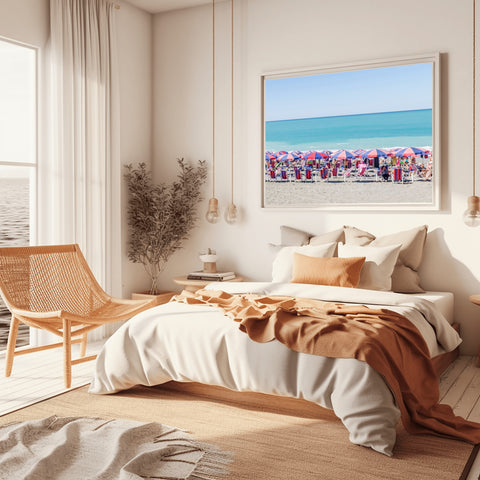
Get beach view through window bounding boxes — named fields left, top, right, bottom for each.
left=263, top=60, right=436, bottom=207
left=0, top=39, right=37, bottom=349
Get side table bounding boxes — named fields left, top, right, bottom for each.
left=173, top=275, right=243, bottom=293
left=469, top=294, right=480, bottom=367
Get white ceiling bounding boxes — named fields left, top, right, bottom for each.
left=124, top=0, right=210, bottom=14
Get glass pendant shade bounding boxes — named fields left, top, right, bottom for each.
left=225, top=202, right=238, bottom=224
left=463, top=195, right=480, bottom=227
left=205, top=197, right=220, bottom=223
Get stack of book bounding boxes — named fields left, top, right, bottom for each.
left=187, top=271, right=236, bottom=281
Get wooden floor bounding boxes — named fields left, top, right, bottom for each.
left=0, top=351, right=479, bottom=478
left=438, top=356, right=480, bottom=480
left=439, top=355, right=480, bottom=422
left=0, top=340, right=104, bottom=416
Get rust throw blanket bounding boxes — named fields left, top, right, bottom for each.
left=174, top=289, right=480, bottom=444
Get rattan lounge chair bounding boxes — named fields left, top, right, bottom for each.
left=0, top=244, right=160, bottom=388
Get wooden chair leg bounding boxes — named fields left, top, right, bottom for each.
left=80, top=333, right=87, bottom=358
left=63, top=318, right=72, bottom=389
left=5, top=315, right=19, bottom=377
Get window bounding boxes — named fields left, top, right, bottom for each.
left=0, top=38, right=37, bottom=350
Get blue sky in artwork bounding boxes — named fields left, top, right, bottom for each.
left=264, top=63, right=433, bottom=122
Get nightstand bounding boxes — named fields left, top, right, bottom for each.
left=469, top=294, right=480, bottom=367
left=173, top=275, right=243, bottom=293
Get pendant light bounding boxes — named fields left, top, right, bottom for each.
left=464, top=0, right=480, bottom=226
left=205, top=0, right=220, bottom=224
left=225, top=0, right=239, bottom=224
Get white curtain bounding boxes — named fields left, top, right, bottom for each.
left=34, top=0, right=121, bottom=345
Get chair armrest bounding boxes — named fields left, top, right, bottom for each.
left=12, top=308, right=90, bottom=323
left=11, top=307, right=63, bottom=319
left=110, top=297, right=158, bottom=306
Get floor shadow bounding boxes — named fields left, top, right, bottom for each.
left=116, top=382, right=332, bottom=421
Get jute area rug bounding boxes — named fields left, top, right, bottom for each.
left=0, top=381, right=476, bottom=480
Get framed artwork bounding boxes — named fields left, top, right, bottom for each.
left=261, top=54, right=440, bottom=210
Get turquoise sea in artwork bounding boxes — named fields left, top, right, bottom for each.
left=265, top=108, right=432, bottom=152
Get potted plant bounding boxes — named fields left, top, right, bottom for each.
left=124, top=158, right=207, bottom=295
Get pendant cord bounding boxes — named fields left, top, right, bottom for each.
left=212, top=0, right=216, bottom=198
left=474, top=0, right=476, bottom=196
left=230, top=0, right=234, bottom=203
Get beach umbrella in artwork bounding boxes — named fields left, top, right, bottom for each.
left=302, top=150, right=328, bottom=160
left=362, top=148, right=389, bottom=159
left=386, top=147, right=402, bottom=156
left=353, top=149, right=366, bottom=158
left=277, top=152, right=301, bottom=162
left=395, top=146, right=425, bottom=157
left=274, top=150, right=288, bottom=156
left=265, top=152, right=276, bottom=161
left=331, top=149, right=355, bottom=160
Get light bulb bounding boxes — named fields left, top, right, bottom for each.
left=463, top=195, right=480, bottom=227
left=225, top=203, right=238, bottom=224
left=205, top=197, right=220, bottom=224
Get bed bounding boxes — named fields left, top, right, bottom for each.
left=89, top=281, right=462, bottom=456
left=90, top=224, right=480, bottom=455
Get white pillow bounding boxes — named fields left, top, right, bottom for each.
left=272, top=243, right=336, bottom=283
left=337, top=243, right=402, bottom=291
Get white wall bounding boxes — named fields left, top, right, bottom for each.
left=115, top=1, right=154, bottom=297
left=152, top=0, right=480, bottom=354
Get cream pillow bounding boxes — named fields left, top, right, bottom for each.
left=279, top=225, right=312, bottom=246
left=343, top=226, right=376, bottom=246
left=269, top=226, right=344, bottom=253
left=268, top=226, right=312, bottom=255
left=309, top=227, right=346, bottom=245
left=272, top=243, right=337, bottom=283
left=291, top=253, right=365, bottom=288
left=309, top=227, right=345, bottom=255
left=344, top=225, right=428, bottom=293
left=337, top=243, right=402, bottom=291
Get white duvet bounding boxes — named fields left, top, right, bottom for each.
left=89, top=283, right=461, bottom=456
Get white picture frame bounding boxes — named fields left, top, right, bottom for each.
left=261, top=53, right=441, bottom=211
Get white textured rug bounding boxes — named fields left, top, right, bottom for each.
left=0, top=416, right=232, bottom=479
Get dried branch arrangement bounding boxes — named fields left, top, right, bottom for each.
left=124, top=159, right=207, bottom=294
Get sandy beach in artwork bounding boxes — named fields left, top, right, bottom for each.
left=264, top=178, right=432, bottom=207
